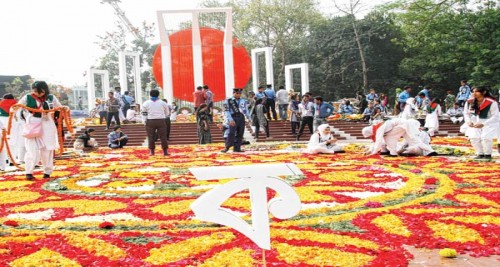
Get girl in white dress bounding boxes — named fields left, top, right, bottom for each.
left=306, top=124, right=343, bottom=154
left=424, top=99, right=442, bottom=136
left=462, top=86, right=499, bottom=159
left=18, top=81, right=62, bottom=180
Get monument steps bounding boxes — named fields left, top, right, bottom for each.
left=63, top=120, right=464, bottom=147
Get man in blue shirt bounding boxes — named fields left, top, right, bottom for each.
left=398, top=86, right=412, bottom=111
left=107, top=126, right=128, bottom=148
left=221, top=88, right=251, bottom=153
left=121, top=91, right=134, bottom=115
left=264, top=84, right=277, bottom=121
left=456, top=80, right=471, bottom=107
left=255, top=86, right=266, bottom=100
left=312, top=96, right=335, bottom=132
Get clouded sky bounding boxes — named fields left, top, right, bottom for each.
left=0, top=0, right=387, bottom=86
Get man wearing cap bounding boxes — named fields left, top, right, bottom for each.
left=221, top=88, right=251, bottom=153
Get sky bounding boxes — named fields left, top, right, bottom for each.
left=0, top=0, right=388, bottom=87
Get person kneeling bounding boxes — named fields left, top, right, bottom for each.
left=108, top=126, right=128, bottom=148
left=306, top=124, right=343, bottom=154
left=73, top=128, right=99, bottom=152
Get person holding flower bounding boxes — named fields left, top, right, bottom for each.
left=19, top=81, right=62, bottom=180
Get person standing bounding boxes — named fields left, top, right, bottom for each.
left=289, top=94, right=301, bottom=134
left=221, top=88, right=250, bottom=153
left=424, top=98, right=442, bottom=136
left=276, top=85, right=289, bottom=121
left=105, top=92, right=120, bottom=130
left=113, top=86, right=126, bottom=121
left=312, top=96, right=334, bottom=132
left=142, top=89, right=170, bottom=156
left=456, top=80, right=471, bottom=107
left=197, top=103, right=212, bottom=144
left=121, top=91, right=134, bottom=116
left=296, top=94, right=314, bottom=141
left=19, top=81, right=62, bottom=180
left=251, top=98, right=269, bottom=139
left=263, top=84, right=277, bottom=121
left=463, top=86, right=499, bottom=160
left=170, top=102, right=178, bottom=122
left=77, top=97, right=83, bottom=110
left=193, top=86, right=207, bottom=112
left=203, top=85, right=214, bottom=122
left=0, top=94, right=17, bottom=168
left=97, top=99, right=107, bottom=125
left=393, top=88, right=403, bottom=115
left=398, top=86, right=412, bottom=112
left=107, top=126, right=128, bottom=149
left=255, top=86, right=266, bottom=100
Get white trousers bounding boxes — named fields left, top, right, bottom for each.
left=470, top=138, right=493, bottom=156
left=24, top=138, right=54, bottom=175
left=384, top=128, right=408, bottom=155
left=450, top=117, right=463, bottom=124
left=307, top=144, right=343, bottom=154
left=0, top=147, right=5, bottom=171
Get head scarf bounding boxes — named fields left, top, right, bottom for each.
left=362, top=126, right=373, bottom=138
left=317, top=124, right=332, bottom=139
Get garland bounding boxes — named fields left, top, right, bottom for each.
left=5, top=103, right=74, bottom=167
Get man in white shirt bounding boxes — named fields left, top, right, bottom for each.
left=126, top=105, right=140, bottom=123
left=141, top=89, right=170, bottom=156
left=446, top=103, right=464, bottom=124
left=296, top=94, right=314, bottom=141
left=276, top=85, right=289, bottom=121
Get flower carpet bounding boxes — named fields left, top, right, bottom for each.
left=0, top=137, right=498, bottom=266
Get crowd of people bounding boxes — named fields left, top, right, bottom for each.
left=0, top=80, right=498, bottom=180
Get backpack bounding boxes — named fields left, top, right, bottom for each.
left=122, top=96, right=131, bottom=110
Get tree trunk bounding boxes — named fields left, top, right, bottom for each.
left=351, top=19, right=368, bottom=94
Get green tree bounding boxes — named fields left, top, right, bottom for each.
left=390, top=0, right=499, bottom=93
left=303, top=10, right=405, bottom=100
left=3, top=77, right=33, bottom=98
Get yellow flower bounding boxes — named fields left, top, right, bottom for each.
left=439, top=248, right=457, bottom=258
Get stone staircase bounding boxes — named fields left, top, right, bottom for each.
left=64, top=120, right=464, bottom=147
left=63, top=122, right=226, bottom=148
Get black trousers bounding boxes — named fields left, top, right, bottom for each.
left=225, top=114, right=245, bottom=151
left=99, top=111, right=107, bottom=124
left=291, top=121, right=300, bottom=134
left=255, top=122, right=269, bottom=138
left=106, top=112, right=120, bottom=128
left=265, top=99, right=277, bottom=120
left=297, top=116, right=314, bottom=135
left=165, top=117, right=171, bottom=140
